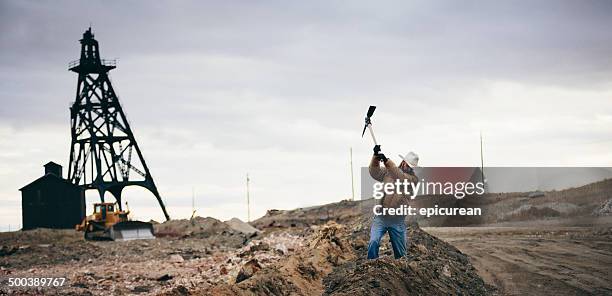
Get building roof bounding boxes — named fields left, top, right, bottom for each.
left=44, top=161, right=62, bottom=168
left=20, top=173, right=80, bottom=191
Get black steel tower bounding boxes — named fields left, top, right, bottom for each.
left=67, top=28, right=170, bottom=221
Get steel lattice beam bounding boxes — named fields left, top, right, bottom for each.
left=67, top=28, right=170, bottom=221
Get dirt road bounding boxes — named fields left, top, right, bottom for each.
left=426, top=225, right=612, bottom=295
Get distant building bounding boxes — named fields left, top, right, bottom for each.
left=20, top=162, right=85, bottom=230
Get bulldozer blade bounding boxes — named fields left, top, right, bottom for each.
left=110, top=221, right=155, bottom=241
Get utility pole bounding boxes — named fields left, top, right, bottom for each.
left=350, top=147, right=355, bottom=201
left=190, top=187, right=196, bottom=220
left=480, top=132, right=485, bottom=184
left=246, top=173, right=251, bottom=222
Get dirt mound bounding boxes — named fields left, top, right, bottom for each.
left=202, top=218, right=491, bottom=295
left=0, top=229, right=102, bottom=269
left=252, top=200, right=365, bottom=229
left=207, top=222, right=356, bottom=295
left=324, top=223, right=491, bottom=295
left=154, top=216, right=247, bottom=248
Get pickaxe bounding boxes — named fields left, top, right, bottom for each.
left=361, top=105, right=378, bottom=145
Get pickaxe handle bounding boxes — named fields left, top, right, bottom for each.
left=367, top=124, right=378, bottom=145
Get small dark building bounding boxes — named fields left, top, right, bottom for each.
left=20, top=162, right=85, bottom=230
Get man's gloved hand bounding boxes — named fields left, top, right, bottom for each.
left=373, top=145, right=381, bottom=155
left=365, top=117, right=372, bottom=126
left=376, top=153, right=388, bottom=163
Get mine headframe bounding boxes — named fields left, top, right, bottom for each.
left=67, top=28, right=170, bottom=221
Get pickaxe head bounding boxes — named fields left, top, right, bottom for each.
left=361, top=105, right=376, bottom=137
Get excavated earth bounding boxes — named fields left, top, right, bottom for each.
left=0, top=211, right=492, bottom=295
left=196, top=218, right=491, bottom=296
left=323, top=221, right=489, bottom=295
left=2, top=180, right=612, bottom=295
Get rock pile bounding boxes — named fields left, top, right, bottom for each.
left=154, top=216, right=248, bottom=248
left=208, top=222, right=356, bottom=295
left=225, top=218, right=261, bottom=237
left=202, top=219, right=492, bottom=295
left=593, top=198, right=612, bottom=216
left=323, top=223, right=491, bottom=295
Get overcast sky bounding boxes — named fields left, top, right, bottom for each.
left=1, top=0, right=611, bottom=230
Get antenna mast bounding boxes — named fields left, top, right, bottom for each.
left=190, top=187, right=196, bottom=220
left=480, top=131, right=485, bottom=184
left=350, top=147, right=355, bottom=201
left=246, top=173, right=251, bottom=222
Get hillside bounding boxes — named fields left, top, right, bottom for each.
left=253, top=178, right=612, bottom=228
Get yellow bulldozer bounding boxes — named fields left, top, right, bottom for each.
left=76, top=202, right=155, bottom=241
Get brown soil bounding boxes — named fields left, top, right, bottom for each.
left=0, top=217, right=306, bottom=295
left=323, top=223, right=490, bottom=295
left=0, top=215, right=491, bottom=295
left=427, top=226, right=612, bottom=295
left=2, top=179, right=611, bottom=295
left=206, top=222, right=358, bottom=295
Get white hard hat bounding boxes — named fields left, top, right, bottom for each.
left=399, top=152, right=419, bottom=167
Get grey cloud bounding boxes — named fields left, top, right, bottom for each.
left=1, top=1, right=612, bottom=225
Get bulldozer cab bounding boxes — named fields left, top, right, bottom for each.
left=94, top=203, right=114, bottom=212
left=93, top=203, right=117, bottom=220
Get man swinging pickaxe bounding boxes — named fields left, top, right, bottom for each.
left=361, top=105, right=420, bottom=260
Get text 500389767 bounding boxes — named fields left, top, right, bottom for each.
left=5, top=277, right=66, bottom=287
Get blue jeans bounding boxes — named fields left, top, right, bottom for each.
left=367, top=215, right=407, bottom=259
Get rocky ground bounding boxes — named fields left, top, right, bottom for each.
left=0, top=213, right=492, bottom=295
left=0, top=218, right=307, bottom=295
left=1, top=179, right=611, bottom=295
